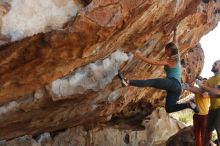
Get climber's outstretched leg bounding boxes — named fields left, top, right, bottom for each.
left=118, top=73, right=198, bottom=113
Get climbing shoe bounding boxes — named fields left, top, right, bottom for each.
left=189, top=101, right=199, bottom=113
left=118, top=72, right=129, bottom=87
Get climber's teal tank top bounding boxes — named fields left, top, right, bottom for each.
left=165, top=61, right=182, bottom=83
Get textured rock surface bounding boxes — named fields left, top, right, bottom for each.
left=181, top=45, right=204, bottom=83
left=0, top=1, right=11, bottom=45
left=166, top=126, right=195, bottom=146
left=0, top=0, right=219, bottom=144
left=0, top=108, right=185, bottom=146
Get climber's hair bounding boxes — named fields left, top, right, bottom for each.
left=165, top=42, right=180, bottom=62
left=165, top=42, right=178, bottom=55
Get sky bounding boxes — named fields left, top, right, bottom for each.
left=200, top=23, right=220, bottom=78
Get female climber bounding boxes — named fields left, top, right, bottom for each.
left=118, top=42, right=198, bottom=113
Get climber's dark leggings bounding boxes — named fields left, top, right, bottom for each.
left=129, top=78, right=190, bottom=113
